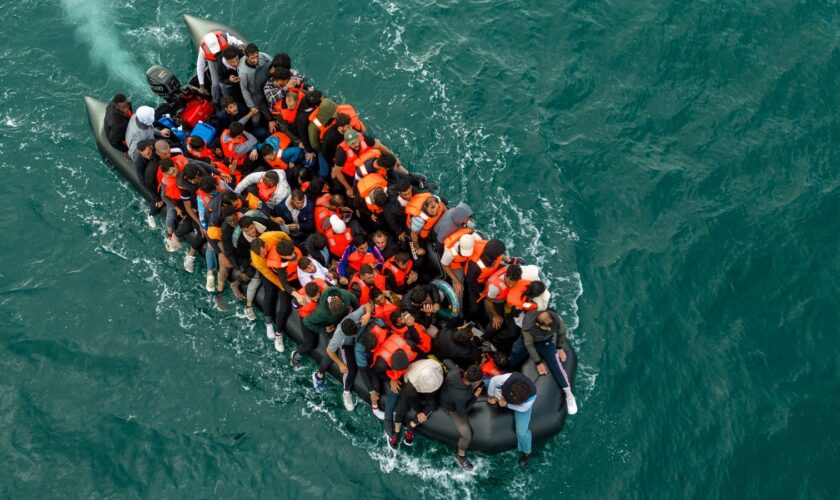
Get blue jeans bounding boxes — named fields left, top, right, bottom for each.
left=316, top=152, right=329, bottom=178
left=509, top=337, right=569, bottom=389
left=205, top=246, right=218, bottom=271
left=514, top=407, right=533, bottom=454
left=161, top=186, right=177, bottom=231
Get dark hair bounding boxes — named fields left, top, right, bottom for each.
left=229, top=121, right=244, bottom=137
left=309, top=232, right=327, bottom=250
left=112, top=93, right=127, bottom=104
left=260, top=144, right=275, bottom=158
left=341, top=318, right=359, bottom=336
left=377, top=152, right=397, bottom=169
left=291, top=188, right=305, bottom=201
left=336, top=113, right=351, bottom=127
left=371, top=188, right=388, bottom=207
left=369, top=288, right=383, bottom=301
left=408, top=287, right=427, bottom=305
left=452, top=327, right=472, bottom=345
left=222, top=46, right=240, bottom=60
left=198, top=175, right=216, bottom=193
left=272, top=52, right=291, bottom=69
left=221, top=191, right=239, bottom=206
left=159, top=158, right=176, bottom=174
left=276, top=239, right=295, bottom=256
left=305, top=177, right=325, bottom=199
left=244, top=43, right=259, bottom=56
left=484, top=239, right=506, bottom=259
left=182, top=163, right=200, bottom=179
left=304, top=281, right=321, bottom=298
left=263, top=170, right=280, bottom=184
left=524, top=281, right=546, bottom=301
left=396, top=178, right=412, bottom=193
left=395, top=251, right=411, bottom=264
left=238, top=215, right=255, bottom=229
left=304, top=89, right=322, bottom=107
left=359, top=330, right=378, bottom=351
left=328, top=297, right=346, bottom=317
left=188, top=136, right=205, bottom=149
left=137, top=139, right=154, bottom=152
left=220, top=95, right=237, bottom=108
left=250, top=238, right=266, bottom=253
left=464, top=365, right=482, bottom=383
left=273, top=67, right=292, bottom=81
left=505, top=264, right=522, bottom=282
left=389, top=310, right=403, bottom=326
left=298, top=256, right=312, bottom=269
left=509, top=381, right=533, bottom=404
left=390, top=350, right=409, bottom=371
left=352, top=233, right=366, bottom=247
left=359, top=264, right=374, bottom=276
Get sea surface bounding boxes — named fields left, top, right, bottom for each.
left=0, top=0, right=837, bottom=498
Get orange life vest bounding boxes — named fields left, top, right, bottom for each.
left=220, top=130, right=248, bottom=166
left=349, top=273, right=385, bottom=305
left=308, top=107, right=335, bottom=140
left=266, top=246, right=303, bottom=282
left=257, top=180, right=277, bottom=201
left=480, top=353, right=502, bottom=377
left=159, top=157, right=187, bottom=201
left=297, top=278, right=327, bottom=318
left=273, top=87, right=304, bottom=123
left=470, top=240, right=503, bottom=283
left=356, top=173, right=388, bottom=215
left=382, top=257, right=413, bottom=288
left=187, top=145, right=217, bottom=162
left=478, top=266, right=512, bottom=303
left=405, top=193, right=446, bottom=238
left=370, top=324, right=390, bottom=346
left=314, top=194, right=337, bottom=234
left=506, top=279, right=537, bottom=311
left=346, top=248, right=380, bottom=273
left=265, top=132, right=293, bottom=170
left=443, top=228, right=474, bottom=269
left=326, top=227, right=353, bottom=257
left=200, top=31, right=229, bottom=61
left=372, top=334, right=417, bottom=380
left=373, top=300, right=398, bottom=328
left=338, top=138, right=381, bottom=177
left=410, top=324, right=432, bottom=354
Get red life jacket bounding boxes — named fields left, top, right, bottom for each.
left=346, top=248, right=380, bottom=273
left=478, top=266, right=512, bottom=303
left=405, top=193, right=446, bottom=238
left=338, top=138, right=380, bottom=178
left=480, top=353, right=502, bottom=377
left=326, top=227, right=353, bottom=257
left=506, top=279, right=537, bottom=311
left=200, top=31, right=229, bottom=61
left=314, top=194, right=337, bottom=234
left=356, top=173, right=388, bottom=215
left=308, top=107, right=335, bottom=140
left=373, top=300, right=398, bottom=328
left=383, top=257, right=413, bottom=288
left=274, top=88, right=304, bottom=123
left=220, top=130, right=247, bottom=166
left=158, top=156, right=187, bottom=201
left=296, top=278, right=327, bottom=318
left=372, top=334, right=417, bottom=380
left=349, top=273, right=386, bottom=305
left=370, top=324, right=390, bottom=346
left=443, top=228, right=474, bottom=269
left=187, top=145, right=217, bottom=162
left=266, top=246, right=303, bottom=282
left=257, top=180, right=277, bottom=202
left=392, top=324, right=408, bottom=337
left=469, top=240, right=503, bottom=283
left=265, top=132, right=293, bottom=170
left=410, top=324, right=432, bottom=354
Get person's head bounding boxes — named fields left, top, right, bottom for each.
left=359, top=330, right=379, bottom=351
left=304, top=89, right=322, bottom=108
left=344, top=128, right=360, bottom=149
left=309, top=232, right=327, bottom=250
left=408, top=287, right=428, bottom=306
left=276, top=239, right=296, bottom=258
left=492, top=351, right=509, bottom=370
left=484, top=239, right=506, bottom=260
left=154, top=139, right=171, bottom=159
left=394, top=251, right=411, bottom=269
left=289, top=189, right=306, bottom=209
left=239, top=216, right=258, bottom=238
left=329, top=193, right=346, bottom=209
left=504, top=264, right=522, bottom=286
left=390, top=350, right=410, bottom=371
left=221, top=95, right=239, bottom=116
left=272, top=67, right=292, bottom=86
left=353, top=234, right=368, bottom=253
left=272, top=52, right=291, bottom=70
left=370, top=187, right=388, bottom=208
left=222, top=45, right=240, bottom=65
left=188, top=136, right=206, bottom=150
left=298, top=256, right=315, bottom=273
left=220, top=191, right=241, bottom=217
left=285, top=89, right=300, bottom=108
left=228, top=121, right=244, bottom=138
left=396, top=178, right=413, bottom=201
left=304, top=281, right=321, bottom=301
left=524, top=281, right=546, bottom=301
left=370, top=287, right=385, bottom=305
left=328, top=296, right=346, bottom=317
left=112, top=93, right=130, bottom=114
left=464, top=365, right=483, bottom=385
left=244, top=44, right=260, bottom=66
left=182, top=163, right=200, bottom=183
left=390, top=310, right=404, bottom=327
left=262, top=170, right=279, bottom=187
left=508, top=380, right=534, bottom=405
left=198, top=175, right=216, bottom=193
left=259, top=144, right=277, bottom=163
left=335, top=113, right=351, bottom=133
left=371, top=230, right=389, bottom=250
left=452, top=325, right=473, bottom=345
left=374, top=152, right=397, bottom=170
left=306, top=177, right=326, bottom=198
left=250, top=237, right=268, bottom=257
left=137, top=139, right=154, bottom=160
left=159, top=159, right=177, bottom=177
left=423, top=196, right=441, bottom=217
left=358, top=264, right=375, bottom=285
left=340, top=318, right=359, bottom=337
left=536, top=310, right=554, bottom=331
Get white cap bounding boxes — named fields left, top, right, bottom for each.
left=458, top=234, right=475, bottom=256
left=329, top=214, right=346, bottom=234
left=136, top=106, right=155, bottom=126
left=202, top=33, right=223, bottom=54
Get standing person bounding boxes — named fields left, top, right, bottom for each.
left=463, top=239, right=506, bottom=320
left=440, top=360, right=483, bottom=471
left=296, top=287, right=359, bottom=368
left=487, top=372, right=538, bottom=467
left=508, top=309, right=578, bottom=415
left=480, top=264, right=523, bottom=353
left=370, top=334, right=417, bottom=448
left=405, top=193, right=446, bottom=257
left=196, top=31, right=245, bottom=105
left=440, top=231, right=480, bottom=299
left=391, top=359, right=444, bottom=449
left=104, top=93, right=133, bottom=152
left=132, top=139, right=162, bottom=228
left=249, top=231, right=295, bottom=349
left=238, top=43, right=271, bottom=113
left=314, top=304, right=373, bottom=410
left=383, top=178, right=414, bottom=248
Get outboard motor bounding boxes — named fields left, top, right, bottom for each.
left=146, top=65, right=183, bottom=105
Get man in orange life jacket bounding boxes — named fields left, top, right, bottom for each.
left=333, top=128, right=397, bottom=199
left=338, top=234, right=384, bottom=278
left=391, top=357, right=444, bottom=449
left=440, top=230, right=480, bottom=299
left=383, top=178, right=415, bottom=249
left=234, top=169, right=291, bottom=215
left=369, top=331, right=417, bottom=444
left=196, top=31, right=245, bottom=105
left=348, top=264, right=385, bottom=306
left=381, top=251, right=418, bottom=296
left=354, top=172, right=389, bottom=230
left=216, top=95, right=261, bottom=140
left=405, top=192, right=445, bottom=257
left=249, top=232, right=296, bottom=351
left=463, top=238, right=507, bottom=320
left=219, top=122, right=258, bottom=170
left=172, top=162, right=208, bottom=274
left=482, top=264, right=523, bottom=354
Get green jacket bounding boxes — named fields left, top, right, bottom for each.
left=302, top=286, right=359, bottom=335
left=307, top=98, right=337, bottom=151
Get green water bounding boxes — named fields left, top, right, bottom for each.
left=1, top=0, right=837, bottom=497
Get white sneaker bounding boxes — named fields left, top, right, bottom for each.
left=265, top=324, right=276, bottom=340
left=244, top=306, right=257, bottom=321
left=205, top=271, right=215, bottom=292
left=146, top=214, right=157, bottom=229
left=564, top=389, right=578, bottom=415
left=274, top=334, right=285, bottom=353
left=342, top=391, right=355, bottom=411
left=164, top=236, right=177, bottom=253
left=183, top=254, right=196, bottom=273
left=371, top=405, right=385, bottom=420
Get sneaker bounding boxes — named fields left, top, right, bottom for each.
left=402, top=430, right=414, bottom=447
left=164, top=236, right=178, bottom=253
left=342, top=391, right=355, bottom=411
left=205, top=271, right=215, bottom=292
left=455, top=454, right=474, bottom=472
left=274, top=334, right=285, bottom=353
left=265, top=324, right=276, bottom=340
left=290, top=349, right=302, bottom=368
left=146, top=214, right=157, bottom=229
left=387, top=433, right=399, bottom=451
left=371, top=405, right=385, bottom=420
left=311, top=371, right=325, bottom=392
left=244, top=306, right=256, bottom=321
left=183, top=254, right=196, bottom=273
left=214, top=294, right=228, bottom=312
left=518, top=453, right=529, bottom=468
left=565, top=389, right=578, bottom=415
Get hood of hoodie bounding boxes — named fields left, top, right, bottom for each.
left=448, top=202, right=473, bottom=225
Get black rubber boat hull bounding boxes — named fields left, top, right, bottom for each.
left=80, top=15, right=576, bottom=454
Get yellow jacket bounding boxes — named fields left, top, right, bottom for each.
left=250, top=231, right=292, bottom=291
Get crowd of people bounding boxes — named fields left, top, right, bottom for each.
left=103, top=30, right=577, bottom=470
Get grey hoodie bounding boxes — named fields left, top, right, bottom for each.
left=434, top=202, right=473, bottom=245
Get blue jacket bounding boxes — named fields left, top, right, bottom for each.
left=273, top=195, right=315, bottom=236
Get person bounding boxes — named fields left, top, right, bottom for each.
left=216, top=45, right=245, bottom=103
left=235, top=169, right=291, bottom=215
left=381, top=251, right=418, bottom=296
left=480, top=264, right=522, bottom=353
left=332, top=129, right=396, bottom=198
left=307, top=98, right=337, bottom=177
left=370, top=333, right=417, bottom=447
left=297, top=286, right=359, bottom=368
left=272, top=189, right=314, bottom=242
left=391, top=358, right=444, bottom=449
left=348, top=264, right=386, bottom=306
left=216, top=95, right=260, bottom=137
left=324, top=215, right=354, bottom=258
left=355, top=326, right=389, bottom=419
left=314, top=305, right=373, bottom=410
left=433, top=202, right=474, bottom=247
left=231, top=216, right=279, bottom=321
left=174, top=163, right=206, bottom=274
left=295, top=256, right=334, bottom=287
left=338, top=234, right=384, bottom=279
left=238, top=43, right=271, bottom=112
left=508, top=309, right=577, bottom=415
left=440, top=230, right=480, bottom=298
left=219, top=122, right=258, bottom=170
left=463, top=239, right=506, bottom=319
left=303, top=232, right=331, bottom=268
left=403, top=285, right=442, bottom=329
left=104, top=93, right=133, bottom=152
left=370, top=230, right=397, bottom=261
left=354, top=172, right=389, bottom=229
left=440, top=360, right=483, bottom=471
left=434, top=323, right=482, bottom=368
left=196, top=30, right=245, bottom=104
left=197, top=177, right=234, bottom=295
left=125, top=106, right=169, bottom=161
left=487, top=372, right=537, bottom=467
left=249, top=231, right=296, bottom=350
left=132, top=139, right=161, bottom=229
left=383, top=178, right=414, bottom=247
left=405, top=192, right=446, bottom=257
